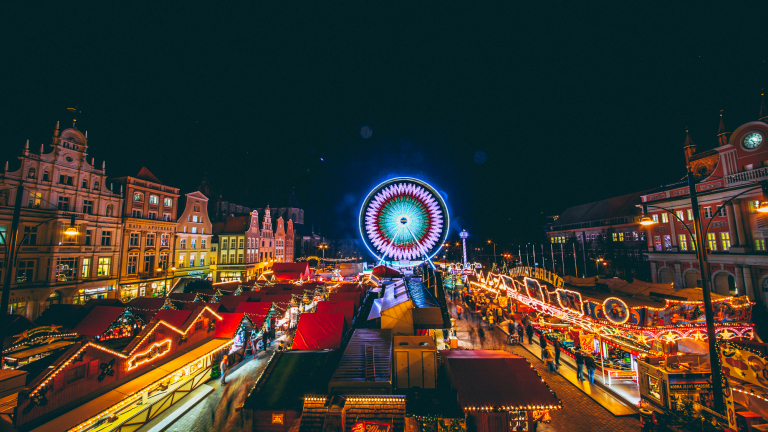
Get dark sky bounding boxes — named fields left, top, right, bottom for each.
left=3, top=3, right=767, bottom=253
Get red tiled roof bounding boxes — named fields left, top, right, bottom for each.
left=441, top=350, right=561, bottom=409
left=73, top=306, right=127, bottom=336
left=315, top=300, right=356, bottom=326
left=152, top=310, right=192, bottom=329
left=291, top=313, right=346, bottom=350
left=213, top=313, right=248, bottom=338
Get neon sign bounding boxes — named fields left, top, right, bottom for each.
left=127, top=339, right=172, bottom=370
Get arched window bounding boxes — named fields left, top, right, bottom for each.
left=106, top=204, right=113, bottom=217
left=28, top=167, right=36, bottom=179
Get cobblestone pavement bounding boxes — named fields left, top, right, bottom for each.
left=448, top=298, right=640, bottom=432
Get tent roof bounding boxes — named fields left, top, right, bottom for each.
left=72, top=307, right=126, bottom=336
left=315, top=300, right=356, bottom=327
left=441, top=350, right=561, bottom=410
left=213, top=313, right=247, bottom=338
left=372, top=265, right=401, bottom=278
left=291, top=313, right=346, bottom=350
left=218, top=294, right=255, bottom=312
left=328, top=292, right=361, bottom=310
left=272, top=262, right=310, bottom=273
left=152, top=310, right=192, bottom=329
left=234, top=302, right=272, bottom=328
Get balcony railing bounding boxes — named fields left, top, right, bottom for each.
left=724, top=166, right=768, bottom=186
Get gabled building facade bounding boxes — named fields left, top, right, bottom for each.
left=113, top=168, right=179, bottom=301
left=0, top=123, right=123, bottom=318
left=175, top=191, right=213, bottom=283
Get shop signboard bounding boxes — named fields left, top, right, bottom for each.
left=352, top=422, right=392, bottom=432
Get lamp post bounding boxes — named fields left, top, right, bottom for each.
left=487, top=240, right=496, bottom=265
left=638, top=172, right=768, bottom=414
left=157, top=266, right=176, bottom=296
left=318, top=244, right=328, bottom=267
left=459, top=230, right=469, bottom=268
left=595, top=257, right=603, bottom=277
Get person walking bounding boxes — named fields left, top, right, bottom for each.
left=517, top=323, right=525, bottom=344
left=575, top=350, right=585, bottom=381
left=544, top=344, right=557, bottom=373
left=488, top=312, right=495, bottom=330
left=455, top=303, right=463, bottom=320
left=220, top=354, right=229, bottom=385
left=585, top=353, right=597, bottom=384
left=552, top=339, right=561, bottom=367
left=525, top=323, right=534, bottom=345
left=539, top=334, right=547, bottom=360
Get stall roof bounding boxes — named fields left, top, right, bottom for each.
left=243, top=351, right=337, bottom=412
left=440, top=350, right=561, bottom=410
left=82, top=299, right=125, bottom=312
left=292, top=313, right=346, bottom=350
left=213, top=313, right=247, bottom=339
left=72, top=307, right=127, bottom=336
left=218, top=295, right=255, bottom=312
left=167, top=293, right=200, bottom=303
left=125, top=298, right=165, bottom=322
left=233, top=302, right=272, bottom=328
left=329, top=329, right=391, bottom=391
left=34, top=305, right=88, bottom=330
left=4, top=340, right=76, bottom=360
left=372, top=265, right=402, bottom=278
left=152, top=310, right=192, bottom=329
left=316, top=300, right=356, bottom=327
left=259, top=294, right=294, bottom=310
left=328, top=292, right=361, bottom=310
left=367, top=299, right=382, bottom=321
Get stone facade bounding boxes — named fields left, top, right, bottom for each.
left=174, top=191, right=213, bottom=283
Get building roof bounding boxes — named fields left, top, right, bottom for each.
left=135, top=167, right=162, bottom=184
left=233, top=302, right=272, bottom=327
left=291, top=313, right=346, bottom=350
left=243, top=351, right=338, bottom=412
left=329, top=329, right=391, bottom=390
left=218, top=295, right=255, bottom=312
left=328, top=292, right=361, bottom=310
left=441, top=350, right=561, bottom=410
left=212, top=215, right=251, bottom=234
left=315, top=300, right=357, bottom=327
left=552, top=190, right=649, bottom=227
left=72, top=307, right=127, bottom=336
left=151, top=310, right=192, bottom=329
left=213, top=313, right=248, bottom=339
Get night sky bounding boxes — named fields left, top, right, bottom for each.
left=3, top=3, right=767, bottom=253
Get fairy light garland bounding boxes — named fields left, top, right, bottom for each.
left=2, top=333, right=78, bottom=354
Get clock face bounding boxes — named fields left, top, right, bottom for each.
left=743, top=132, right=763, bottom=149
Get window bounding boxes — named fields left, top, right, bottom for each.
left=183, top=226, right=187, bottom=233
left=132, top=210, right=142, bottom=218
left=612, top=233, right=617, bottom=241
left=229, top=253, right=235, bottom=263
left=191, top=239, right=197, bottom=249
left=192, top=215, right=198, bottom=223
left=221, top=254, right=227, bottom=264
left=238, top=253, right=244, bottom=263
left=82, top=200, right=93, bottom=214
left=652, top=214, right=659, bottom=223
left=663, top=235, right=671, bottom=249
left=179, top=255, right=185, bottom=268
left=717, top=206, right=727, bottom=217
left=707, top=233, right=717, bottom=251
left=195, top=320, right=203, bottom=332
left=143, top=255, right=155, bottom=272
left=675, top=210, right=684, bottom=221
left=160, top=234, right=169, bottom=247
left=654, top=236, right=662, bottom=251
left=16, top=260, right=35, bottom=283
left=82, top=179, right=88, bottom=188
left=22, top=226, right=37, bottom=245
left=239, top=239, right=244, bottom=249
left=164, top=198, right=172, bottom=207
left=691, top=236, right=696, bottom=250
left=633, top=231, right=639, bottom=241
left=43, top=171, right=50, bottom=181
left=619, top=233, right=625, bottom=241
left=661, top=213, right=669, bottom=223
left=191, top=227, right=198, bottom=234
left=202, top=228, right=205, bottom=234
left=28, top=167, right=36, bottom=178
left=679, top=235, right=688, bottom=251
left=201, top=239, right=206, bottom=249
left=66, top=364, right=86, bottom=384
left=163, top=213, right=171, bottom=221
left=93, top=181, right=99, bottom=190
left=200, top=253, right=206, bottom=266
left=148, top=211, right=157, bottom=220
left=57, top=196, right=69, bottom=211
left=159, top=254, right=168, bottom=269
left=721, top=232, right=731, bottom=250
left=59, top=175, right=73, bottom=185
left=55, top=258, right=77, bottom=281
left=687, top=209, right=693, bottom=220
left=134, top=192, right=143, bottom=201
left=101, top=231, right=112, bottom=246
left=149, top=195, right=159, bottom=204
left=180, top=239, right=186, bottom=249
left=0, top=225, right=5, bottom=245
left=261, top=240, right=265, bottom=247
left=85, top=230, right=92, bottom=246
left=97, top=258, right=111, bottom=276
left=190, top=254, right=196, bottom=267
left=28, top=192, right=41, bottom=208
left=222, top=239, right=228, bottom=249
left=146, top=233, right=155, bottom=247
left=129, top=232, right=139, bottom=247
left=756, top=238, right=766, bottom=251
left=9, top=302, right=27, bottom=314
left=81, top=258, right=91, bottom=278
left=703, top=207, right=713, bottom=218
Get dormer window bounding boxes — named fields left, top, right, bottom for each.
left=28, top=168, right=36, bottom=179
left=149, top=195, right=159, bottom=205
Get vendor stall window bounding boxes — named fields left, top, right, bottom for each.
left=67, top=364, right=86, bottom=384
left=647, top=374, right=661, bottom=402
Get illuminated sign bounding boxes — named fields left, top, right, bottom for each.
left=272, top=413, right=284, bottom=424
left=127, top=339, right=172, bottom=370
left=352, top=422, right=392, bottom=432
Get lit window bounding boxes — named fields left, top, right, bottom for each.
left=721, top=232, right=731, bottom=251
left=28, top=193, right=41, bottom=208
left=663, top=235, right=671, bottom=249
left=686, top=209, right=693, bottom=220
left=755, top=238, right=766, bottom=251
left=201, top=239, right=206, bottom=249
left=652, top=214, right=659, bottom=223
left=164, top=198, right=172, bottom=207
left=161, top=234, right=169, bottom=246
left=149, top=195, right=159, bottom=204
left=618, top=233, right=624, bottom=241
left=97, top=258, right=111, bottom=276
left=661, top=213, right=669, bottom=223
left=192, top=215, right=198, bottom=223
left=707, top=233, right=717, bottom=251
left=192, top=227, right=198, bottom=234
left=675, top=210, right=684, bottom=221
left=180, top=239, right=186, bottom=249
left=679, top=235, right=687, bottom=251
left=192, top=239, right=197, bottom=249
left=654, top=236, right=662, bottom=251
left=134, top=192, right=143, bottom=201
left=703, top=207, right=712, bottom=218
left=82, top=258, right=91, bottom=278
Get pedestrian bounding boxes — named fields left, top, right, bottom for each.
left=478, top=326, right=485, bottom=340
left=278, top=340, right=285, bottom=351
left=517, top=323, right=525, bottom=344
left=220, top=354, right=229, bottom=385
left=456, top=303, right=463, bottom=320
left=496, top=305, right=502, bottom=322
left=539, top=334, right=547, bottom=360
left=525, top=324, right=534, bottom=345
left=575, top=350, right=585, bottom=381
left=553, top=338, right=561, bottom=367
left=585, top=353, right=597, bottom=383
left=544, top=344, right=557, bottom=373
left=488, top=312, right=494, bottom=330
left=507, top=319, right=515, bottom=336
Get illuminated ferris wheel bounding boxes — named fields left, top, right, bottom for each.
left=359, top=177, right=449, bottom=267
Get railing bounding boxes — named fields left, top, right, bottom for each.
left=725, top=166, right=768, bottom=186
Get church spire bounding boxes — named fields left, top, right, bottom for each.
left=717, top=110, right=730, bottom=147
left=760, top=88, right=767, bottom=123
left=683, top=128, right=696, bottom=165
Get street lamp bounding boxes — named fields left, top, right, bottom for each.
left=595, top=258, right=603, bottom=276
left=318, top=244, right=328, bottom=267
left=487, top=239, right=496, bottom=265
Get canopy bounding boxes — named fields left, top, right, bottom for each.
left=152, top=310, right=192, bottom=329
left=72, top=307, right=126, bottom=336
left=234, top=302, right=272, bottom=329
left=272, top=262, right=312, bottom=281
left=213, top=313, right=247, bottom=338
left=372, top=265, right=402, bottom=278
left=217, top=294, right=255, bottom=312
left=328, top=292, right=361, bottom=310
left=291, top=313, right=346, bottom=350
left=315, top=300, right=356, bottom=326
